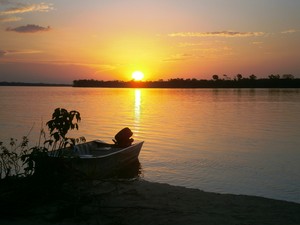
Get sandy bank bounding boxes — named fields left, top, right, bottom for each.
left=1, top=179, right=300, bottom=225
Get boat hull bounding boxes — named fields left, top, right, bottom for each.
left=35, top=141, right=144, bottom=179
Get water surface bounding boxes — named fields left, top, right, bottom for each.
left=1, top=87, right=300, bottom=203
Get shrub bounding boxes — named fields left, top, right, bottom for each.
left=0, top=108, right=85, bottom=179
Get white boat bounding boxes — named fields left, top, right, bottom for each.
left=36, top=140, right=144, bottom=179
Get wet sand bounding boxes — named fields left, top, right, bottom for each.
left=1, top=179, right=300, bottom=225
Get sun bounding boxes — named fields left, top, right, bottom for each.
left=132, top=71, right=144, bottom=81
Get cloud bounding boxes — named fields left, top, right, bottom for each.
left=0, top=2, right=53, bottom=23
left=168, top=31, right=265, bottom=38
left=6, top=24, right=51, bottom=33
left=0, top=0, right=12, bottom=5
left=40, top=60, right=116, bottom=71
left=0, top=50, right=7, bottom=57
left=281, top=29, right=298, bottom=34
left=252, top=42, right=263, bottom=45
left=0, top=49, right=42, bottom=57
left=178, top=42, right=205, bottom=47
left=0, top=2, right=53, bottom=15
left=163, top=53, right=193, bottom=62
left=0, top=16, right=21, bottom=22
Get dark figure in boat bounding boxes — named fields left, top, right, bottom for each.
left=113, top=127, right=134, bottom=147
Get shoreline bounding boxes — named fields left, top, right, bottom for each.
left=2, top=78, right=300, bottom=88
left=1, top=178, right=299, bottom=225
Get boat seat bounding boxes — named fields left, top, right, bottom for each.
left=73, top=143, right=92, bottom=155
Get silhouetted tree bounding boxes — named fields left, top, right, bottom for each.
left=212, top=74, right=219, bottom=81
left=268, top=74, right=280, bottom=79
left=249, top=74, right=257, bottom=80
left=223, top=74, right=230, bottom=80
left=282, top=74, right=294, bottom=80
left=236, top=74, right=243, bottom=81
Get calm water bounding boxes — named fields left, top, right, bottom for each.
left=1, top=87, right=300, bottom=203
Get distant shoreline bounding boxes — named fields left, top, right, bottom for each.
left=73, top=77, right=300, bottom=88
left=2, top=78, right=300, bottom=88
left=0, top=82, right=71, bottom=87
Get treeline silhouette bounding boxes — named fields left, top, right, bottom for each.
left=0, top=82, right=70, bottom=87
left=73, top=74, right=300, bottom=88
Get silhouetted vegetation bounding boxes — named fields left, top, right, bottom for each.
left=0, top=137, right=28, bottom=179
left=0, top=108, right=84, bottom=180
left=0, top=81, right=71, bottom=86
left=73, top=74, right=300, bottom=88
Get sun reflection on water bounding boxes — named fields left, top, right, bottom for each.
left=134, top=89, right=141, bottom=122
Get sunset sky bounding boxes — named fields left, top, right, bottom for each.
left=1, top=0, right=300, bottom=83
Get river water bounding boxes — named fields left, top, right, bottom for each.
left=1, top=87, right=300, bottom=203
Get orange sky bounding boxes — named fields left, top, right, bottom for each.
left=1, top=0, right=300, bottom=83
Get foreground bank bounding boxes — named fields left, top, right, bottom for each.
left=1, top=179, right=300, bottom=225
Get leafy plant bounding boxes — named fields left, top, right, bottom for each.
left=0, top=136, right=29, bottom=179
left=21, top=146, right=48, bottom=177
left=0, top=108, right=85, bottom=179
left=45, top=108, right=83, bottom=151
left=24, top=108, right=85, bottom=175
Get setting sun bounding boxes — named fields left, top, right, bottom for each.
left=132, top=71, right=144, bottom=81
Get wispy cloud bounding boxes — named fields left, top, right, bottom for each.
left=0, top=16, right=21, bottom=22
left=6, top=24, right=51, bottom=33
left=0, top=2, right=53, bottom=15
left=178, top=42, right=205, bottom=48
left=0, top=0, right=14, bottom=6
left=281, top=29, right=298, bottom=34
left=49, top=61, right=117, bottom=72
left=168, top=31, right=265, bottom=38
left=0, top=2, right=53, bottom=24
left=0, top=50, right=7, bottom=57
left=0, top=49, right=42, bottom=57
left=163, top=53, right=193, bottom=62
left=252, top=41, right=263, bottom=45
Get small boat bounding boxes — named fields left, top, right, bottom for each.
left=36, top=140, right=144, bottom=179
